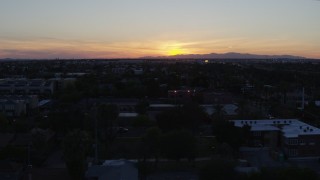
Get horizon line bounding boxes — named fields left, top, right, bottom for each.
left=1, top=51, right=318, bottom=60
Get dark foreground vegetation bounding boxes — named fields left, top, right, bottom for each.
left=0, top=59, right=320, bottom=179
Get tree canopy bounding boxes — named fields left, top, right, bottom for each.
left=63, top=130, right=91, bottom=180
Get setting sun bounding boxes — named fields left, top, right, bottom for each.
left=162, top=42, right=189, bottom=56
left=168, top=48, right=184, bottom=56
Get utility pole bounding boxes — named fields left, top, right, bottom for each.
left=94, top=104, right=98, bottom=164
left=27, top=143, right=32, bottom=180
left=302, top=87, right=305, bottom=110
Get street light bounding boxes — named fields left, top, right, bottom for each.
left=27, top=143, right=32, bottom=180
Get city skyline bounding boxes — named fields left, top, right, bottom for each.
left=0, top=0, right=320, bottom=59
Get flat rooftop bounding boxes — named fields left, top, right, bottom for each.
left=232, top=119, right=320, bottom=138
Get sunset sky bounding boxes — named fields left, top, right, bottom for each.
left=0, top=0, right=319, bottom=59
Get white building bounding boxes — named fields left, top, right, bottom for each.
left=232, top=119, right=320, bottom=158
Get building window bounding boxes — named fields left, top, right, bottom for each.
left=253, top=140, right=261, bottom=146
left=5, top=105, right=14, bottom=110
left=253, top=131, right=261, bottom=136
left=288, top=139, right=298, bottom=145
left=309, top=142, right=315, bottom=146
left=288, top=149, right=298, bottom=156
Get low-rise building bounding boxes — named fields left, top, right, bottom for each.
left=0, top=95, right=38, bottom=117
left=0, top=161, right=24, bottom=180
left=0, top=133, right=15, bottom=150
left=168, top=89, right=196, bottom=103
left=48, top=78, right=77, bottom=91
left=0, top=99, right=26, bottom=117
left=232, top=119, right=320, bottom=158
left=0, top=79, right=54, bottom=95
left=86, top=160, right=138, bottom=180
left=203, top=104, right=238, bottom=119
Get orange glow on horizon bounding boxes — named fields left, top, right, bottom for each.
left=168, top=49, right=184, bottom=56
left=160, top=42, right=192, bottom=56
left=0, top=38, right=319, bottom=59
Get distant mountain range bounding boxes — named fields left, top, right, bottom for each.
left=142, top=52, right=306, bottom=59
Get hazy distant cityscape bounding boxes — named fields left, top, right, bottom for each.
left=0, top=59, right=319, bottom=179
left=1, top=0, right=320, bottom=179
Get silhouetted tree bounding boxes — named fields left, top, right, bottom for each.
left=211, top=103, right=226, bottom=121
left=97, top=104, right=119, bottom=144
left=132, top=115, right=152, bottom=127
left=160, top=130, right=196, bottom=161
left=0, top=113, right=9, bottom=132
left=199, top=159, right=235, bottom=180
left=63, top=130, right=91, bottom=180
left=142, top=127, right=162, bottom=165
left=182, top=102, right=208, bottom=132
left=156, top=106, right=184, bottom=132
left=237, top=100, right=250, bottom=119
left=239, top=167, right=318, bottom=180
left=157, top=102, right=207, bottom=132
left=135, top=99, right=149, bottom=115
left=212, top=118, right=248, bottom=156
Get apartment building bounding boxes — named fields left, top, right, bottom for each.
left=232, top=119, right=320, bottom=158
left=0, top=79, right=54, bottom=95
left=0, top=95, right=38, bottom=117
